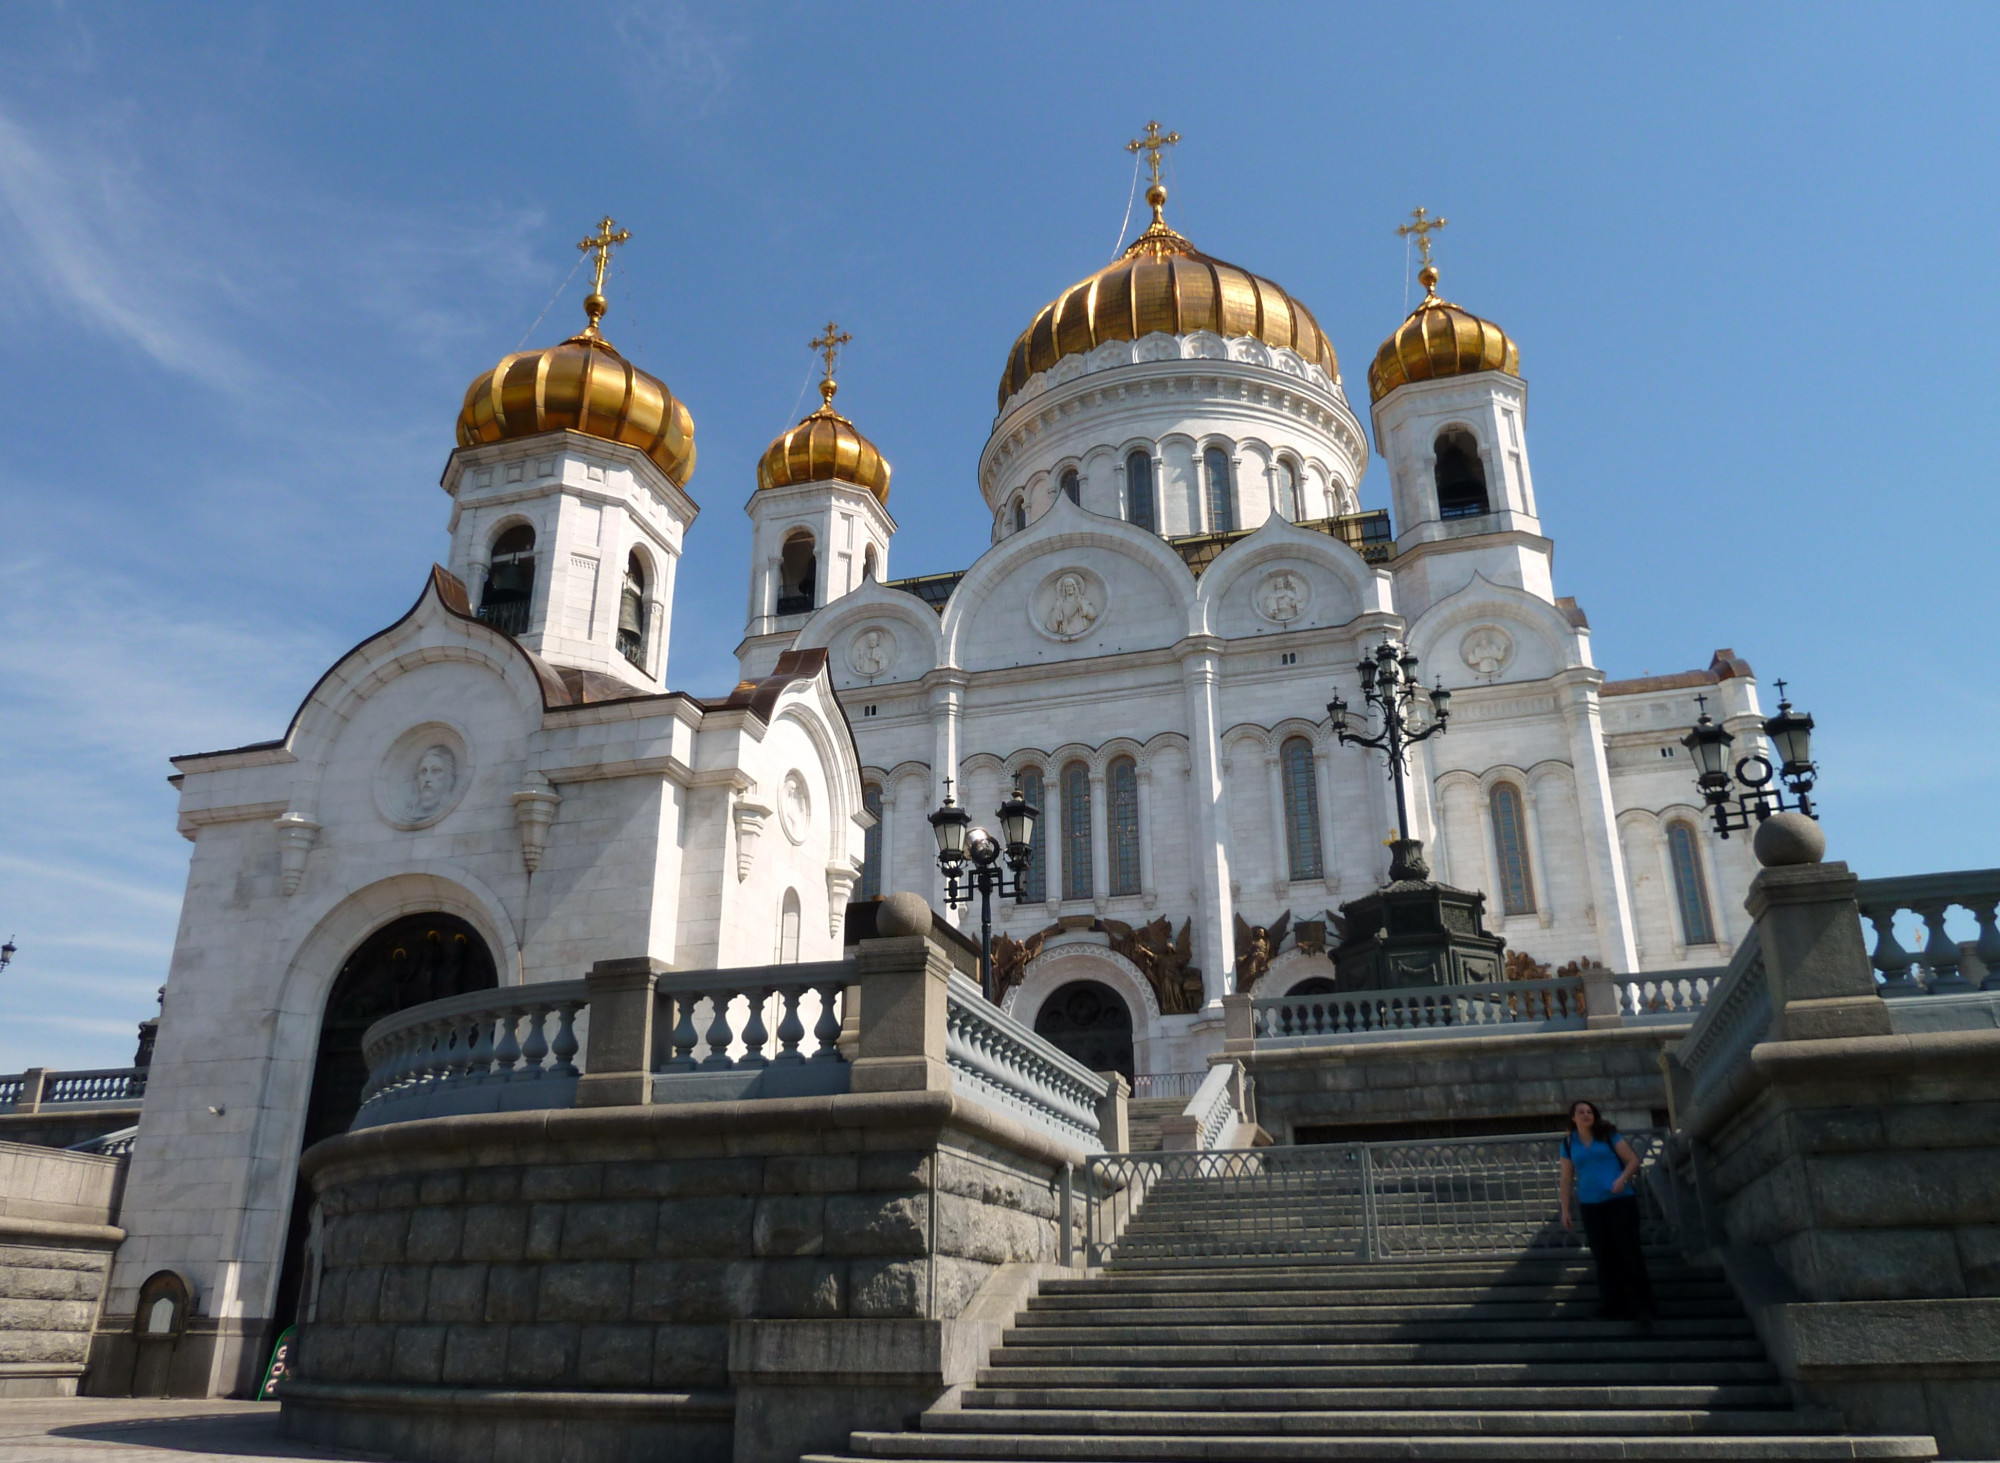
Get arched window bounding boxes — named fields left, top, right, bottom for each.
left=1124, top=451, right=1155, bottom=531
left=480, top=524, right=536, bottom=634
left=1061, top=761, right=1092, bottom=901
left=777, top=531, right=817, bottom=615
left=617, top=551, right=648, bottom=670
left=1018, top=766, right=1047, bottom=903
left=1490, top=783, right=1536, bottom=916
left=1667, top=821, right=1716, bottom=945
left=1276, top=460, right=1302, bottom=522
left=1060, top=468, right=1080, bottom=504
left=1280, top=737, right=1323, bottom=881
left=1435, top=428, right=1489, bottom=520
left=1012, top=496, right=1027, bottom=532
left=862, top=545, right=878, bottom=580
left=1108, top=757, right=1141, bottom=896
left=778, top=888, right=802, bottom=963
left=859, top=783, right=884, bottom=900
left=1204, top=446, right=1235, bottom=532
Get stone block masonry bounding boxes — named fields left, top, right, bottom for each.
left=0, top=1142, right=125, bottom=1397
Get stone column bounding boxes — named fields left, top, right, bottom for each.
left=1523, top=776, right=1557, bottom=927
left=927, top=673, right=967, bottom=910
left=849, top=894, right=956, bottom=1095
left=575, top=956, right=671, bottom=1107
left=1135, top=764, right=1157, bottom=907
left=1088, top=766, right=1109, bottom=910
left=1555, top=669, right=1640, bottom=971
left=1177, top=637, right=1235, bottom=1001
left=1264, top=747, right=1290, bottom=897
left=1311, top=738, right=1340, bottom=896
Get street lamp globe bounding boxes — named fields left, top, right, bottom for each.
left=996, top=786, right=1038, bottom=863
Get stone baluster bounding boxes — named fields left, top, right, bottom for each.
left=772, top=988, right=806, bottom=1066
left=491, top=1006, right=523, bottom=1079
left=1862, top=903, right=1922, bottom=994
left=810, top=983, right=844, bottom=1063
left=700, top=993, right=737, bottom=1071
left=1914, top=899, right=1972, bottom=992
left=739, top=987, right=773, bottom=1070
left=520, top=1006, right=550, bottom=1077
left=1978, top=898, right=2000, bottom=992
left=549, top=1003, right=581, bottom=1078
left=466, top=1013, right=497, bottom=1082
left=665, top=993, right=702, bottom=1071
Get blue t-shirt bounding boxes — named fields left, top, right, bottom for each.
left=1563, top=1132, right=1628, bottom=1205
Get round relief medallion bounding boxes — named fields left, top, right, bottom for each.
left=1031, top=566, right=1108, bottom=643
left=848, top=625, right=895, bottom=678
left=1255, top=567, right=1312, bottom=625
left=375, top=722, right=472, bottom=831
left=779, top=769, right=812, bottom=845
left=1460, top=624, right=1514, bottom=678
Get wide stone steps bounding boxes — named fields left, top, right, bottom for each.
left=805, top=1226, right=1936, bottom=1462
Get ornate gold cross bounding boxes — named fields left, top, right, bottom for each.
left=1396, top=206, right=1448, bottom=267
left=1126, top=120, right=1180, bottom=188
left=577, top=216, right=632, bottom=296
left=809, top=320, right=852, bottom=406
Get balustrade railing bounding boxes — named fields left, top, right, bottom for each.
left=0, top=1067, right=148, bottom=1111
left=1856, top=869, right=2000, bottom=995
left=1670, top=930, right=1770, bottom=1112
left=1183, top=1063, right=1239, bottom=1150
left=1254, top=977, right=1586, bottom=1043
left=356, top=981, right=587, bottom=1125
left=945, top=974, right=1108, bottom=1151
left=1132, top=1071, right=1205, bottom=1100
left=1618, top=970, right=1722, bottom=1023
left=655, top=964, right=848, bottom=1085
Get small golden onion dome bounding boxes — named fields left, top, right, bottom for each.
left=1367, top=265, right=1520, bottom=404
left=457, top=292, right=696, bottom=487
left=757, top=378, right=892, bottom=503
left=998, top=184, right=1338, bottom=412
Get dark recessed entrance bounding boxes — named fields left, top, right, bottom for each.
left=271, top=914, right=496, bottom=1353
left=1033, top=980, right=1134, bottom=1080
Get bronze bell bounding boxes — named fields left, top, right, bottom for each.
left=618, top=586, right=645, bottom=638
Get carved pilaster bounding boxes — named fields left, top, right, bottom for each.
left=273, top=812, right=320, bottom=897
left=733, top=800, right=772, bottom=881
left=825, top=862, right=859, bottom=936
left=510, top=779, right=561, bottom=873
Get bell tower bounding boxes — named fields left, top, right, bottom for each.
left=739, top=322, right=896, bottom=680
left=443, top=219, right=699, bottom=693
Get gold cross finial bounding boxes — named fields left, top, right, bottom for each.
left=576, top=216, right=632, bottom=332
left=809, top=320, right=852, bottom=408
left=1127, top=120, right=1181, bottom=224
left=1396, top=207, right=1448, bottom=293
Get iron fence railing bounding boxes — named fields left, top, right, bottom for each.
left=1084, top=1129, right=1680, bottom=1266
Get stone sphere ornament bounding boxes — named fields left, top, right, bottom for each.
left=1753, top=810, right=1826, bottom=868
left=876, top=890, right=932, bottom=938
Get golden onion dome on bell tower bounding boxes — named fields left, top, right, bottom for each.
left=457, top=218, right=697, bottom=487
left=757, top=321, right=892, bottom=503
left=1368, top=263, right=1520, bottom=405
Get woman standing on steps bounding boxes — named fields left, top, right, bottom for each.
left=1558, top=1099, right=1657, bottom=1323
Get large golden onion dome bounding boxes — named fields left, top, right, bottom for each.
left=758, top=379, right=891, bottom=503
left=1367, top=265, right=1519, bottom=404
left=456, top=238, right=696, bottom=487
left=997, top=181, right=1338, bottom=413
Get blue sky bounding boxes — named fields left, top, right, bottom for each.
left=2, top=2, right=1995, bottom=1070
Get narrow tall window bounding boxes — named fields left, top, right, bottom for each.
left=1018, top=767, right=1047, bottom=902
left=1667, top=821, right=1716, bottom=945
left=1435, top=428, right=1489, bottom=520
left=1108, top=757, right=1141, bottom=896
left=1061, top=761, right=1092, bottom=901
left=860, top=783, right=884, bottom=900
left=480, top=524, right=536, bottom=635
left=1124, top=451, right=1155, bottom=531
left=1280, top=737, right=1323, bottom=881
left=1060, top=468, right=1080, bottom=504
left=1204, top=447, right=1235, bottom=532
left=1012, top=497, right=1026, bottom=532
left=777, top=531, right=817, bottom=615
left=1276, top=461, right=1301, bottom=522
left=1490, top=783, right=1536, bottom=916
left=778, top=888, right=802, bottom=963
left=617, top=551, right=648, bottom=670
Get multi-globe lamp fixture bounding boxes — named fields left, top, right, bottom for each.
left=929, top=782, right=1041, bottom=1004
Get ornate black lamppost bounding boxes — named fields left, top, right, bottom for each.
left=1328, top=639, right=1453, bottom=881
left=929, top=780, right=1040, bottom=1004
left=1681, top=681, right=1819, bottom=838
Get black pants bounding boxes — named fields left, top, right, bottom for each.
left=1579, top=1195, right=1655, bottom=1318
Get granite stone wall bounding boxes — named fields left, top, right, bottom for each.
left=0, top=1142, right=125, bottom=1396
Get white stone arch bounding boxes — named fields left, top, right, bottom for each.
left=1266, top=945, right=1338, bottom=994
left=1192, top=512, right=1387, bottom=636
left=773, top=695, right=864, bottom=873
left=1097, top=736, right=1146, bottom=776
left=1220, top=723, right=1275, bottom=763
left=1002, top=942, right=1164, bottom=1029
left=792, top=579, right=946, bottom=684
left=1270, top=716, right=1326, bottom=753
left=1137, top=730, right=1190, bottom=777
left=1405, top=573, right=1591, bottom=685
left=483, top=509, right=542, bottom=555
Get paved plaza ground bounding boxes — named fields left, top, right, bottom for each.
left=0, top=1401, right=381, bottom=1463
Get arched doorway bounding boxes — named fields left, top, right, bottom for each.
left=1288, top=976, right=1338, bottom=997
left=1033, top=980, right=1134, bottom=1079
left=272, top=914, right=497, bottom=1344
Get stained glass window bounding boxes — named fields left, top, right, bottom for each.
left=1281, top=737, right=1323, bottom=881
left=859, top=784, right=883, bottom=900
left=1667, top=821, right=1716, bottom=945
left=1061, top=761, right=1092, bottom=901
left=1125, top=451, right=1155, bottom=531
left=1205, top=446, right=1235, bottom=532
left=1109, top=758, right=1141, bottom=896
left=1491, top=784, right=1536, bottom=916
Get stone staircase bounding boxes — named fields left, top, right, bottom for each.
left=804, top=1211, right=1939, bottom=1460
left=1124, top=1096, right=1185, bottom=1153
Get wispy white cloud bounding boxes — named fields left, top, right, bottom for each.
left=609, top=0, right=748, bottom=116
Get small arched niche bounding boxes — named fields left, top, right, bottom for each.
left=1434, top=428, right=1489, bottom=520
left=778, top=531, right=817, bottom=615
left=480, top=524, right=536, bottom=634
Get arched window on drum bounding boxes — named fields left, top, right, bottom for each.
left=1060, top=761, right=1092, bottom=901
left=1204, top=446, right=1235, bottom=532
left=1490, top=783, right=1536, bottom=916
left=1108, top=756, right=1141, bottom=897
left=1017, top=767, right=1047, bottom=903
left=1280, top=737, right=1323, bottom=881
left=1276, top=459, right=1303, bottom=522
left=1124, top=451, right=1155, bottom=532
left=1666, top=820, right=1716, bottom=945
left=1060, top=468, right=1080, bottom=505
left=859, top=783, right=884, bottom=900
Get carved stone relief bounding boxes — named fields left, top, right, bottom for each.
left=375, top=723, right=471, bottom=831
left=1460, top=625, right=1515, bottom=678
left=1032, top=567, right=1107, bottom=642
